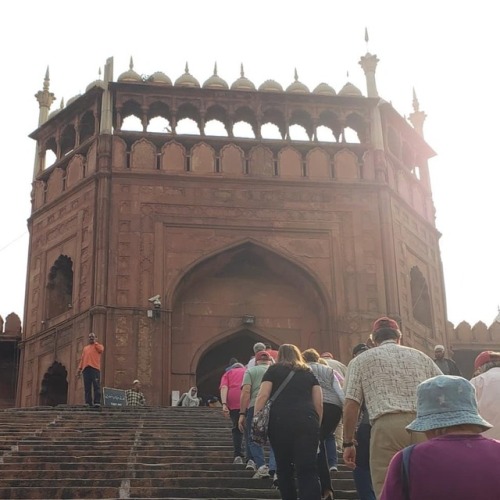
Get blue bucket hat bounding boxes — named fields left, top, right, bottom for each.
left=406, top=375, right=492, bottom=432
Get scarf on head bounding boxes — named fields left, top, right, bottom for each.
left=180, top=387, right=200, bottom=407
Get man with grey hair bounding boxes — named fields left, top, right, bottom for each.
left=433, top=345, right=461, bottom=376
left=246, top=342, right=267, bottom=369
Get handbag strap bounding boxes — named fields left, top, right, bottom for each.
left=401, top=444, right=416, bottom=500
left=269, top=370, right=295, bottom=402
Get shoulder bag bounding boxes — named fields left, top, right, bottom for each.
left=251, top=370, right=295, bottom=446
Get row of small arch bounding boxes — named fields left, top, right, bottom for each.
left=43, top=104, right=365, bottom=163
left=36, top=138, right=432, bottom=225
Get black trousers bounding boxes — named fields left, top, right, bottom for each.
left=82, top=366, right=101, bottom=406
left=269, top=411, right=321, bottom=500
left=318, top=403, right=343, bottom=494
left=229, top=408, right=244, bottom=458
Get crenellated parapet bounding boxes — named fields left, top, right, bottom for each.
left=447, top=319, right=500, bottom=348
left=0, top=312, right=22, bottom=337
left=445, top=319, right=500, bottom=379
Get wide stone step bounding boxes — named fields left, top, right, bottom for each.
left=128, top=486, right=281, bottom=499
left=18, top=442, right=233, bottom=452
left=0, top=478, right=123, bottom=488
left=0, top=468, right=253, bottom=480
left=0, top=486, right=119, bottom=499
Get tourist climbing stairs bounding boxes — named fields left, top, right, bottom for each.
left=0, top=406, right=359, bottom=499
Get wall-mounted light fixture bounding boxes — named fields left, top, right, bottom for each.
left=242, top=314, right=255, bottom=325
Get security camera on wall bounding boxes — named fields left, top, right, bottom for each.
left=148, top=295, right=162, bottom=313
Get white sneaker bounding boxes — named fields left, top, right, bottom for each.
left=233, top=456, right=243, bottom=465
left=252, top=465, right=270, bottom=479
left=246, top=459, right=256, bottom=471
left=272, top=472, right=279, bottom=488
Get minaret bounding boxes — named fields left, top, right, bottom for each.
left=408, top=88, right=431, bottom=191
left=100, top=57, right=114, bottom=134
left=358, top=29, right=384, bottom=151
left=33, top=67, right=56, bottom=179
left=358, top=28, right=379, bottom=98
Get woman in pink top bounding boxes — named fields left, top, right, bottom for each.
left=220, top=358, right=246, bottom=463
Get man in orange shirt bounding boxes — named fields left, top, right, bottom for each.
left=77, top=333, right=104, bottom=407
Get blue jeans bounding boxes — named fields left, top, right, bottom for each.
left=246, top=406, right=276, bottom=470
left=325, top=433, right=338, bottom=468
left=353, top=423, right=375, bottom=500
left=82, top=366, right=101, bottom=406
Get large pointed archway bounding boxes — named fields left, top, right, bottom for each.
left=168, top=241, right=331, bottom=400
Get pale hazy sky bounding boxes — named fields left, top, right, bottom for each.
left=0, top=1, right=498, bottom=328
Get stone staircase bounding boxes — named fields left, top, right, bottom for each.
left=0, top=406, right=359, bottom=499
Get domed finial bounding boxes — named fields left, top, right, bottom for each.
left=213, top=62, right=218, bottom=75
left=60, top=98, right=65, bottom=109
left=412, top=87, right=420, bottom=112
left=240, top=63, right=245, bottom=77
left=294, top=68, right=299, bottom=81
left=185, top=62, right=189, bottom=73
left=129, top=56, right=134, bottom=70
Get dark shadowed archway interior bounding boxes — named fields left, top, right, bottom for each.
left=196, top=329, right=278, bottom=403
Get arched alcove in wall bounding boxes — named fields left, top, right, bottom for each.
left=39, top=361, right=68, bottom=406
left=169, top=241, right=331, bottom=396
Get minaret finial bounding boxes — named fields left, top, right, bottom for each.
left=60, top=98, right=65, bottom=109
left=214, top=62, right=218, bottom=75
left=43, top=66, right=50, bottom=91
left=294, top=68, right=299, bottom=81
left=129, top=56, right=134, bottom=70
left=365, top=27, right=369, bottom=50
left=185, top=62, right=189, bottom=73
left=240, top=63, right=244, bottom=77
left=412, top=87, right=420, bottom=112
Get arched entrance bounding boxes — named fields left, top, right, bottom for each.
left=195, top=329, right=279, bottom=402
left=39, top=361, right=68, bottom=406
left=169, top=241, right=331, bottom=402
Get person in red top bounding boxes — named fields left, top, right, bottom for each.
left=77, top=332, right=104, bottom=407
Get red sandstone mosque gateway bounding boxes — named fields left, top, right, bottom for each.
left=14, top=52, right=469, bottom=407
